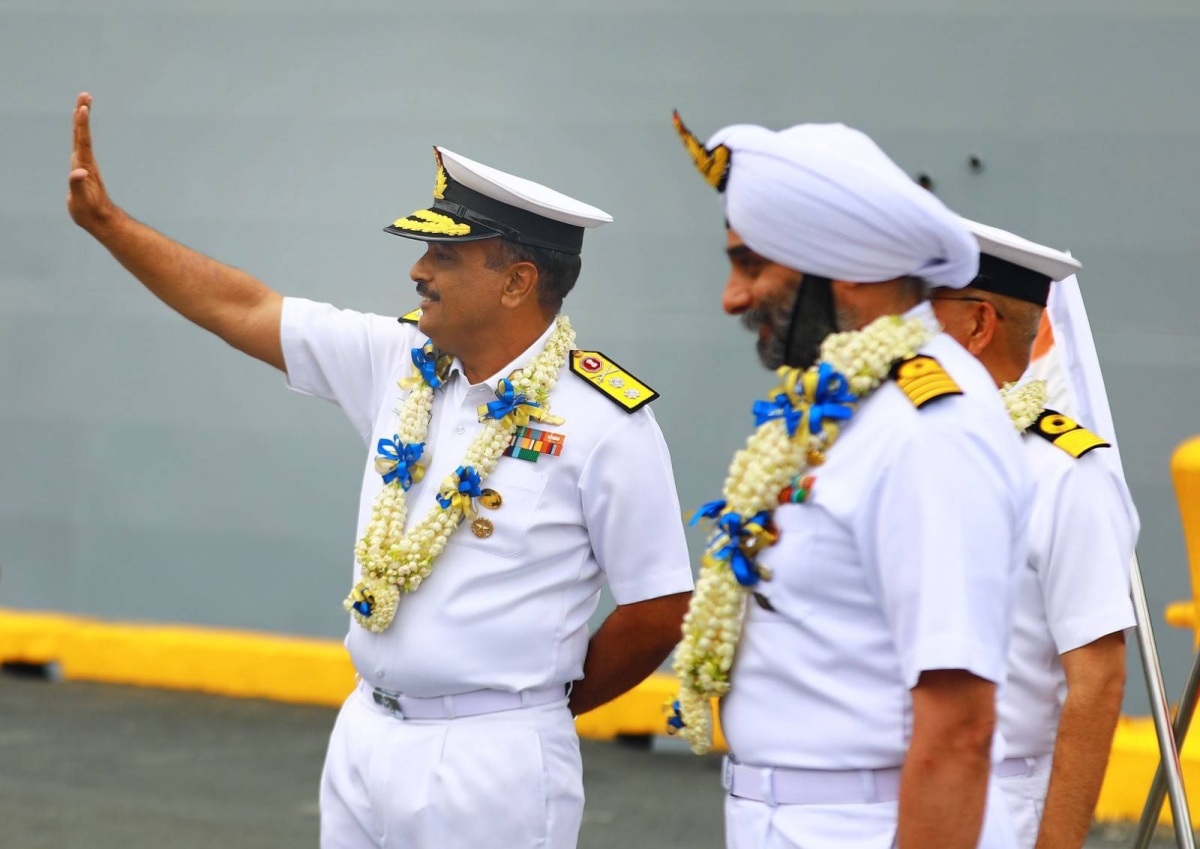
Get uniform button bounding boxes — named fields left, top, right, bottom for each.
left=376, top=671, right=385, bottom=680
left=456, top=425, right=466, bottom=435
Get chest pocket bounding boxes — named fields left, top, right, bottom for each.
left=445, top=460, right=548, bottom=558
left=748, top=503, right=823, bottom=625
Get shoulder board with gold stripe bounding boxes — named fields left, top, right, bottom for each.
left=397, top=308, right=422, bottom=325
left=1031, top=409, right=1111, bottom=458
left=569, top=350, right=659, bottom=414
left=890, top=355, right=963, bottom=409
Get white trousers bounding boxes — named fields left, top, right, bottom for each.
left=724, top=781, right=1018, bottom=848
left=319, top=684, right=584, bottom=849
left=996, top=762, right=1053, bottom=849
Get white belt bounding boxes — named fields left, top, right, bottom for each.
left=993, top=753, right=1053, bottom=778
left=723, top=757, right=903, bottom=806
left=358, top=678, right=566, bottom=720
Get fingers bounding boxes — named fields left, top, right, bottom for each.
left=68, top=168, right=89, bottom=183
left=73, top=92, right=94, bottom=165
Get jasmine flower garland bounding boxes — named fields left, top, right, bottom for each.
left=672, top=314, right=933, bottom=754
left=346, top=316, right=576, bottom=634
left=1000, top=380, right=1047, bottom=433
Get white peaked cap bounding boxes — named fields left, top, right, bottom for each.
left=386, top=147, right=610, bottom=255
left=961, top=218, right=1082, bottom=282
left=438, top=148, right=612, bottom=229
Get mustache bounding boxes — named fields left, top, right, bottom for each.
left=416, top=283, right=439, bottom=301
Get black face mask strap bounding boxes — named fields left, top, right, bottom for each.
left=783, top=275, right=837, bottom=369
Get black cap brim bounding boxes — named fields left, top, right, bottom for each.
left=970, top=254, right=1053, bottom=307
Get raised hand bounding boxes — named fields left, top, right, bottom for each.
left=62, top=90, right=284, bottom=369
left=67, top=92, right=116, bottom=232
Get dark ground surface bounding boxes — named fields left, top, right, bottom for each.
left=0, top=671, right=1180, bottom=848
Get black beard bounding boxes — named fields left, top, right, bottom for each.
left=741, top=293, right=793, bottom=370
left=741, top=276, right=838, bottom=370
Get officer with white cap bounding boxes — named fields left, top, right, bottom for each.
left=670, top=113, right=1031, bottom=849
left=932, top=223, right=1137, bottom=849
left=66, top=92, right=695, bottom=849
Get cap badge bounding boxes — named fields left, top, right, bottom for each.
left=432, top=147, right=448, bottom=200
left=672, top=110, right=731, bottom=192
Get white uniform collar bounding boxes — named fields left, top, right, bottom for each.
left=900, top=299, right=941, bottom=337
left=447, top=319, right=559, bottom=391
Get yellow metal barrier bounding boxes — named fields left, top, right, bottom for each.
left=0, top=607, right=723, bottom=745
left=1166, top=436, right=1200, bottom=645
left=0, top=608, right=353, bottom=706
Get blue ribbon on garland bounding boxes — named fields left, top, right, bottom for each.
left=376, top=436, right=425, bottom=490
left=807, top=363, right=856, bottom=435
left=436, top=465, right=483, bottom=511
left=715, top=510, right=776, bottom=587
left=349, top=582, right=374, bottom=617
left=752, top=393, right=804, bottom=437
left=481, top=378, right=542, bottom=422
left=666, top=700, right=685, bottom=731
left=690, top=501, right=774, bottom=588
left=690, top=499, right=727, bottom=526
left=411, top=342, right=445, bottom=389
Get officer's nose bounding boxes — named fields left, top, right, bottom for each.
left=722, top=276, right=754, bottom=316
left=410, top=255, right=431, bottom=284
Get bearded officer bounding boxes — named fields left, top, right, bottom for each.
left=669, top=114, right=1031, bottom=849
left=66, top=92, right=694, bottom=849
left=931, top=222, right=1137, bottom=849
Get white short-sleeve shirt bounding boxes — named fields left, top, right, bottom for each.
left=720, top=302, right=1033, bottom=770
left=280, top=297, right=695, bottom=697
left=998, top=433, right=1138, bottom=758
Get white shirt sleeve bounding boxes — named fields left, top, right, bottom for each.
left=863, top=418, right=1021, bottom=689
left=279, top=297, right=414, bottom=442
left=1040, top=455, right=1138, bottom=654
left=578, top=408, right=695, bottom=605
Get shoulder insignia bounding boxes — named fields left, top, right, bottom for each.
left=397, top=308, right=422, bottom=325
left=570, top=350, right=659, bottom=413
left=890, top=355, right=963, bottom=409
left=1031, top=409, right=1111, bottom=458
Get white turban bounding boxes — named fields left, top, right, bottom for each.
left=709, top=122, right=979, bottom=289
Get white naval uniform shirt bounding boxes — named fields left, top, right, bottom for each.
left=721, top=302, right=1033, bottom=770
left=998, top=434, right=1137, bottom=759
left=280, top=298, right=695, bottom=698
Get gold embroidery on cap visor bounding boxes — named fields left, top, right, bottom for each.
left=673, top=110, right=731, bottom=192
left=391, top=208, right=472, bottom=237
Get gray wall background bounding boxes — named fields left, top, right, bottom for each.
left=2, top=0, right=1198, bottom=713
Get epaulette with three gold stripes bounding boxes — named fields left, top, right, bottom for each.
left=890, top=355, right=963, bottom=409
left=1031, top=409, right=1111, bottom=458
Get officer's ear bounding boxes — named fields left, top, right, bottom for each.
left=500, top=259, right=539, bottom=309
left=964, top=299, right=1000, bottom=356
